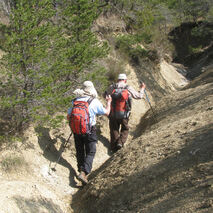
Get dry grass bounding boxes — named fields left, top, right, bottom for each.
left=0, top=155, right=28, bottom=173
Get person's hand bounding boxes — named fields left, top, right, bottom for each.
left=141, top=82, right=146, bottom=89
left=106, top=95, right=112, bottom=103
left=102, top=91, right=107, bottom=98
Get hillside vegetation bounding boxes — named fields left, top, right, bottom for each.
left=0, top=0, right=212, bottom=213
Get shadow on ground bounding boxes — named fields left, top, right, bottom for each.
left=35, top=126, right=78, bottom=188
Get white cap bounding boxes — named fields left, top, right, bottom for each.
left=118, top=73, right=127, bottom=80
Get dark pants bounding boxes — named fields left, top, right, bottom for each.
left=74, top=127, right=97, bottom=175
left=109, top=116, right=129, bottom=152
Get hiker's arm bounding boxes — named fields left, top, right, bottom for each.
left=104, top=95, right=112, bottom=116
left=67, top=106, right=73, bottom=120
left=67, top=109, right=71, bottom=120
left=128, top=84, right=146, bottom=99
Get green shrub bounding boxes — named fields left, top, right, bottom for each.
left=188, top=45, right=202, bottom=54
left=135, top=32, right=152, bottom=44
left=115, top=35, right=152, bottom=64
left=129, top=45, right=149, bottom=63
left=115, top=35, right=134, bottom=54
left=106, top=58, right=126, bottom=82
left=0, top=134, right=21, bottom=150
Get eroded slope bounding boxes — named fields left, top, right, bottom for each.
left=71, top=77, right=213, bottom=213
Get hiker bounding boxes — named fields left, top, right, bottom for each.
left=67, top=81, right=112, bottom=184
left=105, top=73, right=146, bottom=152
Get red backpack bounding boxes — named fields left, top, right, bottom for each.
left=69, top=97, right=94, bottom=135
left=111, top=85, right=132, bottom=119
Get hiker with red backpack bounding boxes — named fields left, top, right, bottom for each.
left=106, top=73, right=146, bottom=153
left=67, top=81, right=112, bottom=184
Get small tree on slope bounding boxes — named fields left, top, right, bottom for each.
left=0, top=0, right=108, bottom=132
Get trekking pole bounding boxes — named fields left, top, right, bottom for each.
left=140, top=81, right=157, bottom=122
left=144, top=89, right=157, bottom=122
left=51, top=132, right=72, bottom=172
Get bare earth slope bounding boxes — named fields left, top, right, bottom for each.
left=71, top=76, right=213, bottom=212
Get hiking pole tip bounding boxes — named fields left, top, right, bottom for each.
left=51, top=132, right=72, bottom=172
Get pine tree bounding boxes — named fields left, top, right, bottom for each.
left=0, top=0, right=109, bottom=132
left=0, top=0, right=58, bottom=131
left=55, top=0, right=109, bottom=85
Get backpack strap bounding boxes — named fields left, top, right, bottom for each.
left=124, top=85, right=129, bottom=90
left=115, top=83, right=129, bottom=90
left=72, top=96, right=94, bottom=104
left=87, top=96, right=94, bottom=105
left=113, top=83, right=117, bottom=89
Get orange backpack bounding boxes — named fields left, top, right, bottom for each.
left=111, top=85, right=132, bottom=119
left=69, top=97, right=94, bottom=135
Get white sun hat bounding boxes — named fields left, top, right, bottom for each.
left=73, top=81, right=98, bottom=98
left=118, top=73, right=127, bottom=80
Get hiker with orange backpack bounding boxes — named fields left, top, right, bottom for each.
left=105, top=73, right=146, bottom=153
left=67, top=81, right=112, bottom=184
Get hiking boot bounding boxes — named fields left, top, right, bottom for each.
left=117, top=143, right=123, bottom=150
left=77, top=171, right=88, bottom=184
